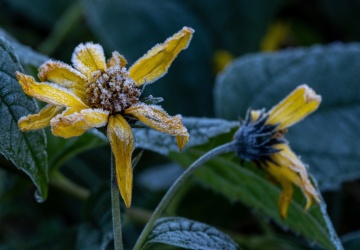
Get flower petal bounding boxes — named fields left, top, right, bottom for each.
left=106, top=51, right=127, bottom=68
left=125, top=104, right=189, bottom=150
left=51, top=107, right=109, bottom=138
left=267, top=144, right=320, bottom=213
left=38, top=60, right=87, bottom=100
left=107, top=114, right=134, bottom=208
left=71, top=42, right=106, bottom=79
left=18, top=105, right=64, bottom=131
left=16, top=72, right=88, bottom=108
left=267, top=84, right=321, bottom=130
left=129, top=27, right=194, bottom=86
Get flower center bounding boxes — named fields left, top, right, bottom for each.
left=233, top=111, right=285, bottom=164
left=85, top=66, right=140, bottom=114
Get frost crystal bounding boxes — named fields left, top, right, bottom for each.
left=86, top=66, right=140, bottom=114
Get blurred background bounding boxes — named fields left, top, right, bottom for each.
left=1, top=0, right=360, bottom=249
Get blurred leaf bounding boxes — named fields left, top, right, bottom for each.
left=0, top=37, right=48, bottom=200
left=0, top=27, right=48, bottom=68
left=4, top=0, right=74, bottom=28
left=138, top=163, right=184, bottom=192
left=47, top=128, right=107, bottom=171
left=134, top=117, right=239, bottom=155
left=181, top=0, right=283, bottom=55
left=83, top=0, right=214, bottom=116
left=145, top=217, right=238, bottom=250
left=214, top=43, right=360, bottom=191
left=77, top=185, right=113, bottom=250
left=169, top=136, right=343, bottom=250
left=341, top=230, right=360, bottom=250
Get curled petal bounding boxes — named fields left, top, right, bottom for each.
left=71, top=42, right=106, bottom=79
left=125, top=104, right=189, bottom=150
left=51, top=108, right=109, bottom=138
left=18, top=105, right=63, bottom=131
left=267, top=84, right=321, bottom=130
left=107, top=114, right=134, bottom=208
left=176, top=135, right=189, bottom=151
left=38, top=60, right=87, bottom=100
left=106, top=51, right=127, bottom=68
left=16, top=72, right=88, bottom=108
left=129, top=27, right=194, bottom=86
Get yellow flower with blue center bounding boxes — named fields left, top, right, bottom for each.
left=16, top=27, right=194, bottom=208
left=233, top=85, right=321, bottom=218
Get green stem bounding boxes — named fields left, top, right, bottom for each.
left=133, top=142, right=235, bottom=250
left=111, top=153, right=124, bottom=250
left=50, top=171, right=90, bottom=201
left=37, top=1, right=83, bottom=55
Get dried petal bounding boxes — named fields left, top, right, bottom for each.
left=16, top=72, right=88, bottom=108
left=18, top=105, right=63, bottom=131
left=129, top=27, right=194, bottom=86
left=267, top=84, right=321, bottom=130
left=71, top=42, right=106, bottom=79
left=107, top=114, right=134, bottom=208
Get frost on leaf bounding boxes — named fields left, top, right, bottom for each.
left=0, top=37, right=48, bottom=200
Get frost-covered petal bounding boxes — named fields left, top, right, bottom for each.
left=129, top=27, right=194, bottom=86
left=51, top=107, right=109, bottom=138
left=18, top=105, right=64, bottom=131
left=125, top=104, right=189, bottom=150
left=38, top=60, right=87, bottom=100
left=267, top=85, right=321, bottom=130
left=107, top=114, right=134, bottom=208
left=71, top=42, right=106, bottom=79
left=106, top=51, right=127, bottom=68
left=176, top=135, right=189, bottom=151
left=16, top=72, right=88, bottom=108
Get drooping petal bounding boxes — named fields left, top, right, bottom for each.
left=107, top=114, right=134, bottom=208
left=125, top=104, right=189, bottom=150
left=129, top=27, right=194, bottom=86
left=51, top=107, right=109, bottom=138
left=16, top=72, right=88, bottom=108
left=71, top=42, right=106, bottom=79
left=176, top=135, right=189, bottom=151
left=18, top=105, right=64, bottom=131
left=272, top=144, right=320, bottom=205
left=38, top=60, right=87, bottom=100
left=267, top=85, right=321, bottom=130
left=106, top=51, right=127, bottom=68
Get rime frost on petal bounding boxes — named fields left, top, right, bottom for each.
left=133, top=117, right=239, bottom=155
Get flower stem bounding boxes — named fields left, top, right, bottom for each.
left=132, top=142, right=235, bottom=250
left=111, top=153, right=124, bottom=250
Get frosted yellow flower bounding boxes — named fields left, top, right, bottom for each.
left=233, top=85, right=321, bottom=218
left=16, top=27, right=194, bottom=208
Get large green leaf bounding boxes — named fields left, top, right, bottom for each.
left=145, top=217, right=238, bottom=250
left=169, top=136, right=343, bottom=250
left=0, top=37, right=48, bottom=200
left=83, top=0, right=215, bottom=116
left=214, top=43, right=360, bottom=191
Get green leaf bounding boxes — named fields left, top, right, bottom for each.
left=0, top=37, right=48, bottom=200
left=0, top=27, right=48, bottom=67
left=169, top=137, right=343, bottom=250
left=47, top=129, right=107, bottom=171
left=145, top=217, right=238, bottom=250
left=83, top=0, right=215, bottom=116
left=134, top=117, right=239, bottom=155
left=214, top=43, right=360, bottom=191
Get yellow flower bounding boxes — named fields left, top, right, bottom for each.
left=16, top=27, right=194, bottom=208
left=233, top=85, right=321, bottom=218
